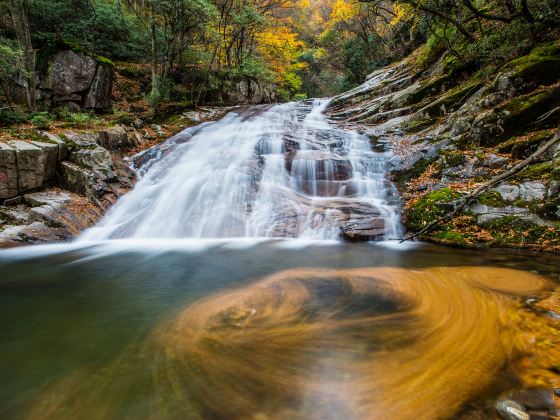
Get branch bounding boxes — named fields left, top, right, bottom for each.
left=401, top=127, right=560, bottom=242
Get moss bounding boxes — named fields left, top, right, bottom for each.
left=477, top=191, right=506, bottom=207
left=392, top=156, right=437, bottom=186
left=498, top=85, right=560, bottom=135
left=439, top=150, right=464, bottom=167
left=497, top=130, right=551, bottom=156
left=404, top=75, right=451, bottom=106
left=402, top=117, right=438, bottom=134
left=432, top=229, right=470, bottom=246
left=515, top=160, right=560, bottom=181
left=95, top=56, right=115, bottom=67
left=501, top=42, right=560, bottom=86
left=421, top=78, right=483, bottom=117
left=406, top=188, right=461, bottom=231
left=16, top=130, right=50, bottom=143
left=485, top=216, right=560, bottom=245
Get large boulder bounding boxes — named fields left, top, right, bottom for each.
left=36, top=49, right=114, bottom=112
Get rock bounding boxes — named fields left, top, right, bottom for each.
left=133, top=118, right=144, bottom=129
left=30, top=140, right=59, bottom=182
left=482, top=153, right=509, bottom=169
left=7, top=141, right=45, bottom=193
left=83, top=63, right=114, bottom=110
left=496, top=400, right=529, bottom=420
left=469, top=204, right=550, bottom=226
left=512, top=389, right=555, bottom=410
left=494, top=184, right=520, bottom=201
left=519, top=181, right=545, bottom=201
left=68, top=146, right=116, bottom=182
left=41, top=132, right=68, bottom=160
left=58, top=162, right=95, bottom=197
left=0, top=142, right=18, bottom=199
left=98, top=126, right=131, bottom=150
left=65, top=132, right=100, bottom=149
left=42, top=50, right=97, bottom=97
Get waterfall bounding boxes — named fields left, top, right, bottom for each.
left=81, top=99, right=402, bottom=241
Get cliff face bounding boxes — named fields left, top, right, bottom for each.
left=327, top=42, right=560, bottom=251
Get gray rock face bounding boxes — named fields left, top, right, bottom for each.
left=7, top=141, right=45, bottom=192
left=98, top=126, right=135, bottom=150
left=494, top=181, right=546, bottom=202
left=519, top=181, right=545, bottom=201
left=494, top=184, right=520, bottom=201
left=43, top=50, right=97, bottom=96
left=470, top=203, right=550, bottom=226
left=0, top=143, right=18, bottom=199
left=31, top=50, right=114, bottom=111
left=31, top=141, right=59, bottom=181
left=69, top=146, right=116, bottom=182
left=84, top=63, right=114, bottom=109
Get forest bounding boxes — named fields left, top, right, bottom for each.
left=0, top=0, right=556, bottom=118
left=1, top=1, right=560, bottom=420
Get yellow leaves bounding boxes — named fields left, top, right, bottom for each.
left=390, top=3, right=414, bottom=26
left=329, top=0, right=357, bottom=23
left=257, top=26, right=305, bottom=80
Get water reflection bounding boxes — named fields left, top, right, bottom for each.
left=20, top=265, right=553, bottom=420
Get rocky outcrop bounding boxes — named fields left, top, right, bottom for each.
left=0, top=125, right=140, bottom=247
left=0, top=188, right=102, bottom=247
left=10, top=48, right=114, bottom=112
left=327, top=41, right=560, bottom=251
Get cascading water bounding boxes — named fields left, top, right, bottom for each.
left=81, top=99, right=402, bottom=241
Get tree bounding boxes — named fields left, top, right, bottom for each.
left=8, top=0, right=35, bottom=111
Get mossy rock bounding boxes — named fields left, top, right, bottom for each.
left=500, top=42, right=560, bottom=87
left=514, top=160, right=560, bottom=181
left=402, top=117, right=438, bottom=134
left=497, top=129, right=552, bottom=158
left=420, top=78, right=483, bottom=117
left=406, top=187, right=462, bottom=231
left=403, top=74, right=451, bottom=107
left=392, top=156, right=438, bottom=186
left=477, top=191, right=506, bottom=207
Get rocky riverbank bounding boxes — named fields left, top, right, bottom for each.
left=0, top=107, right=232, bottom=248
left=328, top=41, right=560, bottom=252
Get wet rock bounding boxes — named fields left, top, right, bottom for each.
left=0, top=142, right=18, bottom=199
left=496, top=400, right=530, bottom=420
left=58, top=162, right=108, bottom=197
left=7, top=141, right=45, bottom=193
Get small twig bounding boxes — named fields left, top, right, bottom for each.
left=400, top=127, right=560, bottom=243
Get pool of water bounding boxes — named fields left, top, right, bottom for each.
left=0, top=240, right=558, bottom=419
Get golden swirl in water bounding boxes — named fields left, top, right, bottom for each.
left=25, top=267, right=552, bottom=420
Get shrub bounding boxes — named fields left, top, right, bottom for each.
left=30, top=112, right=53, bottom=130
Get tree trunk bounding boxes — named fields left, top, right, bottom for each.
left=149, top=3, right=160, bottom=115
left=9, top=0, right=36, bottom=112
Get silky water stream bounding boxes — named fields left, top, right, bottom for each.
left=0, top=100, right=558, bottom=420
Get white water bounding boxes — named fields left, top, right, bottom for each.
left=81, top=99, right=401, bottom=241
